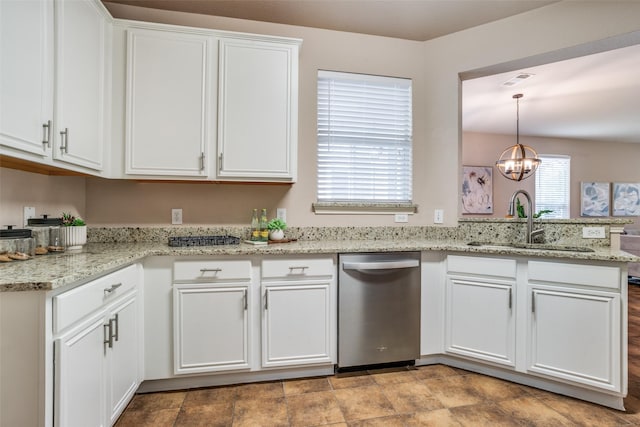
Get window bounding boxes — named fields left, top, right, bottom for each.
left=316, top=71, right=413, bottom=206
left=535, top=155, right=570, bottom=218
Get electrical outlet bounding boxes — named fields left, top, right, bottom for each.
left=276, top=208, right=287, bottom=223
left=582, top=226, right=605, bottom=238
left=23, top=206, right=35, bottom=226
left=394, top=214, right=409, bottom=223
left=434, top=209, right=444, bottom=224
left=171, top=208, right=183, bottom=225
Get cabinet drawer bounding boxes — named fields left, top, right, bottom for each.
left=528, top=260, right=620, bottom=289
left=54, top=264, right=138, bottom=333
left=174, top=259, right=252, bottom=282
left=262, top=256, right=335, bottom=279
left=447, top=255, right=516, bottom=278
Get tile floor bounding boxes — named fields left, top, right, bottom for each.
left=116, top=284, right=640, bottom=426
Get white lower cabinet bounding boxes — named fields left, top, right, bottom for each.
left=262, top=282, right=332, bottom=367
left=170, top=256, right=336, bottom=375
left=528, top=286, right=621, bottom=391
left=173, top=284, right=250, bottom=374
left=107, top=296, right=140, bottom=424
left=445, top=277, right=515, bottom=367
left=261, top=256, right=337, bottom=368
left=527, top=260, right=622, bottom=392
left=55, top=314, right=106, bottom=427
left=172, top=258, right=253, bottom=374
left=53, top=264, right=141, bottom=427
left=445, top=255, right=516, bottom=367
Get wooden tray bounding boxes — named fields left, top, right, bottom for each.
left=268, top=238, right=298, bottom=244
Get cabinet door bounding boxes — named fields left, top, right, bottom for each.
left=217, top=38, right=298, bottom=181
left=126, top=28, right=212, bottom=177
left=173, top=284, right=250, bottom=374
left=107, top=295, right=140, bottom=425
left=445, top=276, right=515, bottom=367
left=53, top=0, right=107, bottom=170
left=0, top=0, right=54, bottom=157
left=528, top=285, right=621, bottom=392
left=262, top=282, right=332, bottom=367
left=55, top=315, right=106, bottom=427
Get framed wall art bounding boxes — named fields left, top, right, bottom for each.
left=461, top=166, right=493, bottom=214
left=613, top=183, right=640, bottom=216
left=580, top=182, right=610, bottom=217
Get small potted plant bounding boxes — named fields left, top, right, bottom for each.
left=266, top=218, right=287, bottom=241
left=61, top=212, right=87, bottom=250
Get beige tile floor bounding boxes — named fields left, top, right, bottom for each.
left=116, top=284, right=640, bottom=426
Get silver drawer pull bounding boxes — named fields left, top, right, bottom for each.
left=289, top=266, right=309, bottom=272
left=104, top=283, right=122, bottom=295
left=200, top=268, right=222, bottom=273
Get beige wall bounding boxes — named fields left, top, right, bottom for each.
left=2, top=2, right=640, bottom=227
left=0, top=168, right=86, bottom=226
left=463, top=132, right=640, bottom=227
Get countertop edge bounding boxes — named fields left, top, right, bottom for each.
left=2, top=240, right=638, bottom=292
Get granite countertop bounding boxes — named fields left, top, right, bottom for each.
left=2, top=239, right=639, bottom=292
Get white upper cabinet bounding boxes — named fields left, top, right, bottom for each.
left=0, top=0, right=54, bottom=158
left=120, top=24, right=300, bottom=182
left=125, top=27, right=214, bottom=177
left=0, top=0, right=110, bottom=173
left=216, top=38, right=299, bottom=182
left=53, top=0, right=109, bottom=170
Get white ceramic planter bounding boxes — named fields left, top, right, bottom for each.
left=269, top=229, right=285, bottom=241
left=61, top=226, right=87, bottom=250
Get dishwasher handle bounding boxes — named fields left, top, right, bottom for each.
left=342, top=259, right=419, bottom=271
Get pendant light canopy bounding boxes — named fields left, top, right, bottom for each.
left=495, top=94, right=541, bottom=181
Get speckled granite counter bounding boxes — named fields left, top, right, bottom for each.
left=2, top=239, right=639, bottom=292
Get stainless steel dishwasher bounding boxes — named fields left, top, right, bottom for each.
left=338, top=252, right=421, bottom=369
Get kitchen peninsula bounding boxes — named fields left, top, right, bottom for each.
left=1, top=220, right=638, bottom=426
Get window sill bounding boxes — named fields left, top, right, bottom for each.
left=312, top=202, right=418, bottom=215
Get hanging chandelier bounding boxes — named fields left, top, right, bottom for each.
left=495, top=94, right=541, bottom=181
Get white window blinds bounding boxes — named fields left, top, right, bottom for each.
left=535, top=155, right=570, bottom=219
left=317, top=71, right=413, bottom=202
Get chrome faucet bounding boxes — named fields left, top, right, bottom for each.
left=508, top=190, right=544, bottom=244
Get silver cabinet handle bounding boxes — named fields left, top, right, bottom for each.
left=112, top=314, right=119, bottom=342
left=200, top=268, right=222, bottom=273
left=200, top=152, right=205, bottom=171
left=42, top=120, right=51, bottom=147
left=218, top=153, right=223, bottom=173
left=265, top=291, right=269, bottom=310
left=289, top=266, right=309, bottom=272
left=508, top=288, right=512, bottom=310
left=103, top=322, right=113, bottom=348
left=243, top=289, right=248, bottom=311
left=343, top=260, right=419, bottom=270
left=104, top=283, right=122, bottom=295
left=531, top=291, right=536, bottom=313
left=59, top=128, right=68, bottom=153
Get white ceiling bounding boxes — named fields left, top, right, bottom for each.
left=104, top=0, right=640, bottom=144
left=463, top=43, right=640, bottom=144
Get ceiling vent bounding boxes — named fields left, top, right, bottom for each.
left=502, top=73, right=534, bottom=87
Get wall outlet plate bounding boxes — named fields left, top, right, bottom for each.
left=23, top=206, right=35, bottom=227
left=394, top=214, right=409, bottom=223
left=276, top=208, right=287, bottom=223
left=171, top=208, right=183, bottom=225
left=582, top=226, right=605, bottom=238
left=434, top=209, right=444, bottom=224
